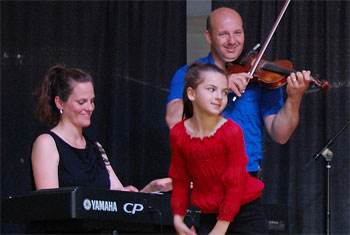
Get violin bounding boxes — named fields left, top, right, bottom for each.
left=226, top=0, right=330, bottom=92
left=226, top=54, right=330, bottom=91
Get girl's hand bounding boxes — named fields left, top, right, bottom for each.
left=174, top=215, right=197, bottom=235
left=209, top=220, right=230, bottom=235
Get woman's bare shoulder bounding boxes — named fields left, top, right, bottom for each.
left=32, top=133, right=57, bottom=153
left=34, top=133, right=55, bottom=144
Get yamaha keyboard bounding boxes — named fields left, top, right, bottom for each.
left=2, top=187, right=200, bottom=233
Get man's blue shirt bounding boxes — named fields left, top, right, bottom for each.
left=167, top=53, right=284, bottom=172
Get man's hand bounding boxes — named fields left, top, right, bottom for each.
left=228, top=72, right=253, bottom=97
left=286, top=70, right=312, bottom=101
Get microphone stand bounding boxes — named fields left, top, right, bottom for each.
left=312, top=120, right=350, bottom=235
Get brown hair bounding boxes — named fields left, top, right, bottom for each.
left=182, top=62, right=227, bottom=119
left=35, top=64, right=93, bottom=125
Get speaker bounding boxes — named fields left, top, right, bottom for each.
left=264, top=204, right=294, bottom=234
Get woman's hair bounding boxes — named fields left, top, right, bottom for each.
left=35, top=64, right=93, bottom=125
left=182, top=62, right=228, bottom=119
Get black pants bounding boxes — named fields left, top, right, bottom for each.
left=198, top=198, right=268, bottom=235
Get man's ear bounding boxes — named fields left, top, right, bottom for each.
left=187, top=87, right=195, bottom=102
left=205, top=30, right=212, bottom=45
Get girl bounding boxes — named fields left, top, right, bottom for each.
left=168, top=62, right=267, bottom=234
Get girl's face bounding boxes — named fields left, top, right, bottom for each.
left=60, top=82, right=95, bottom=128
left=189, top=71, right=228, bottom=116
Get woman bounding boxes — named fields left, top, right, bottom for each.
left=32, top=64, right=138, bottom=191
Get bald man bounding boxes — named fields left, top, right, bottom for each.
left=166, top=7, right=311, bottom=175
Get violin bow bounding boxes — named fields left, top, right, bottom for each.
left=249, top=0, right=291, bottom=76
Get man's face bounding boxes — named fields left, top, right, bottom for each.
left=206, top=10, right=245, bottom=67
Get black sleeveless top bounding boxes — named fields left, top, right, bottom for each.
left=48, top=131, right=110, bottom=189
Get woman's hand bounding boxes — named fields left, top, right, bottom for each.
left=123, top=185, right=139, bottom=192
left=140, top=177, right=173, bottom=193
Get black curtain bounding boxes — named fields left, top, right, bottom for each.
left=212, top=1, right=349, bottom=234
left=1, top=1, right=349, bottom=234
left=1, top=1, right=186, bottom=233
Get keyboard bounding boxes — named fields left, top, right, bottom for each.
left=2, top=186, right=200, bottom=233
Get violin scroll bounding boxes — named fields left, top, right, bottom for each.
left=310, top=76, right=330, bottom=91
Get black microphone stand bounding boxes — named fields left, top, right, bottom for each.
left=312, top=120, right=350, bottom=235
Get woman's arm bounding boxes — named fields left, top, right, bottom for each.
left=31, top=134, right=60, bottom=190
left=96, top=142, right=139, bottom=192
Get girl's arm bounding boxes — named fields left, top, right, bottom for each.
left=209, top=220, right=230, bottom=235
left=173, top=215, right=196, bottom=235
left=31, top=134, right=60, bottom=189
left=218, top=122, right=248, bottom=221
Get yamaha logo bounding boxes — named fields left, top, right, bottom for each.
left=83, top=198, right=118, bottom=212
left=82, top=198, right=145, bottom=214
left=83, top=199, right=92, bottom=210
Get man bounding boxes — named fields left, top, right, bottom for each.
left=166, top=7, right=311, bottom=176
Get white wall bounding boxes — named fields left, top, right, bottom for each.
left=187, top=0, right=211, bottom=64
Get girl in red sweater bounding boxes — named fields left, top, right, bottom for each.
left=168, top=62, right=267, bottom=235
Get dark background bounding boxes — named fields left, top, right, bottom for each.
left=1, top=1, right=349, bottom=234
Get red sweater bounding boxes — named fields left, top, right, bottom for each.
left=168, top=119, right=264, bottom=222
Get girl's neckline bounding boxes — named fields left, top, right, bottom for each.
left=183, top=118, right=228, bottom=141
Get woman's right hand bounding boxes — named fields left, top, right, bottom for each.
left=173, top=215, right=197, bottom=235
left=123, top=185, right=139, bottom=192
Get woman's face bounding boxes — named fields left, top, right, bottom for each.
left=61, top=82, right=95, bottom=128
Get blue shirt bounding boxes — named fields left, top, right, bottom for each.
left=167, top=53, right=284, bottom=172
